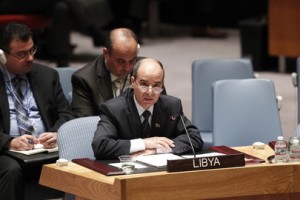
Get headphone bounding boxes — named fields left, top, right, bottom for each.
left=0, top=49, right=7, bottom=64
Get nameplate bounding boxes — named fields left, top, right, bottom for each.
left=167, top=153, right=245, bottom=172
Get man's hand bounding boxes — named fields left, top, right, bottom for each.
left=8, top=135, right=38, bottom=151
left=38, top=132, right=57, bottom=149
left=143, top=137, right=175, bottom=153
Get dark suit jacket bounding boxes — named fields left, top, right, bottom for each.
left=92, top=89, right=203, bottom=159
left=71, top=55, right=113, bottom=117
left=71, top=55, right=166, bottom=117
left=0, top=63, right=74, bottom=150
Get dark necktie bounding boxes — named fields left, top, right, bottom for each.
left=141, top=110, right=151, bottom=138
left=13, top=77, right=34, bottom=135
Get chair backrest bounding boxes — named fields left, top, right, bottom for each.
left=57, top=116, right=100, bottom=160
left=191, top=58, right=254, bottom=148
left=212, top=79, right=283, bottom=147
left=55, top=67, right=76, bottom=102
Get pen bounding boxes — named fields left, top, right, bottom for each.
left=28, top=139, right=34, bottom=144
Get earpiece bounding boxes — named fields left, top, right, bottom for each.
left=0, top=49, right=7, bottom=64
left=137, top=43, right=140, bottom=54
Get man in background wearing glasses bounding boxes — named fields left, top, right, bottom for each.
left=0, top=22, right=73, bottom=200
left=92, top=58, right=203, bottom=160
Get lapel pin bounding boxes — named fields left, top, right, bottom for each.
left=170, top=116, right=176, bottom=121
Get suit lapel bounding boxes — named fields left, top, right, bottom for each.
left=126, top=92, right=143, bottom=138
left=27, top=67, right=49, bottom=129
left=151, top=100, right=167, bottom=136
left=0, top=72, right=10, bottom=133
left=96, top=57, right=114, bottom=101
left=27, top=67, right=42, bottom=104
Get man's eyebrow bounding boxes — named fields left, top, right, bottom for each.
left=138, top=79, right=162, bottom=85
left=117, top=58, right=125, bottom=62
left=129, top=56, right=137, bottom=61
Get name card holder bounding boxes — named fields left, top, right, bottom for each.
left=167, top=153, right=245, bottom=173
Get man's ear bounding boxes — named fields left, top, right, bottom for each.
left=102, top=48, right=109, bottom=58
left=130, top=76, right=135, bottom=86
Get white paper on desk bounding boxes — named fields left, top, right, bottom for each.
left=135, top=153, right=183, bottom=167
left=9, top=146, right=58, bottom=155
left=182, top=152, right=225, bottom=159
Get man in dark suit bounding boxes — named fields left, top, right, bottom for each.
left=71, top=28, right=140, bottom=117
left=0, top=22, right=73, bottom=200
left=92, top=58, right=203, bottom=159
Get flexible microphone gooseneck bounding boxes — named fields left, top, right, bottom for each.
left=168, top=115, right=245, bottom=172
left=179, top=115, right=196, bottom=159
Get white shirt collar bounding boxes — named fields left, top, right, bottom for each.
left=110, top=73, right=119, bottom=82
left=133, top=94, right=154, bottom=116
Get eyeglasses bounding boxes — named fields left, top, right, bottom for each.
left=136, top=82, right=163, bottom=94
left=6, top=45, right=37, bottom=60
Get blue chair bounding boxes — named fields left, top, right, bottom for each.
left=55, top=67, right=77, bottom=103
left=294, top=58, right=300, bottom=124
left=212, top=79, right=283, bottom=147
left=291, top=57, right=300, bottom=134
left=57, top=116, right=100, bottom=160
left=191, top=58, right=254, bottom=149
left=57, top=116, right=100, bottom=200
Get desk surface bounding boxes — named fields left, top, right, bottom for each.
left=40, top=146, right=300, bottom=200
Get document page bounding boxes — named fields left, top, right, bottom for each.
left=9, top=146, right=58, bottom=155
left=135, top=153, right=183, bottom=167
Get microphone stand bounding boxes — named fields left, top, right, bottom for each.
left=179, top=115, right=196, bottom=159
left=166, top=115, right=245, bottom=172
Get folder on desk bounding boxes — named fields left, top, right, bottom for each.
left=268, top=141, right=276, bottom=150
left=4, top=150, right=59, bottom=167
left=72, top=158, right=125, bottom=176
left=209, top=146, right=265, bottom=164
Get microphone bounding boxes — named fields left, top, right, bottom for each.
left=179, top=115, right=196, bottom=159
left=167, top=114, right=246, bottom=172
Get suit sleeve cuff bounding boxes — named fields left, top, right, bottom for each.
left=130, top=138, right=145, bottom=153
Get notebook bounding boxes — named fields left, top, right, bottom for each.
left=9, top=145, right=58, bottom=155
left=209, top=145, right=265, bottom=164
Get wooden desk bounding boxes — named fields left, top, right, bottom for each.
left=268, top=0, right=300, bottom=57
left=40, top=146, right=300, bottom=200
